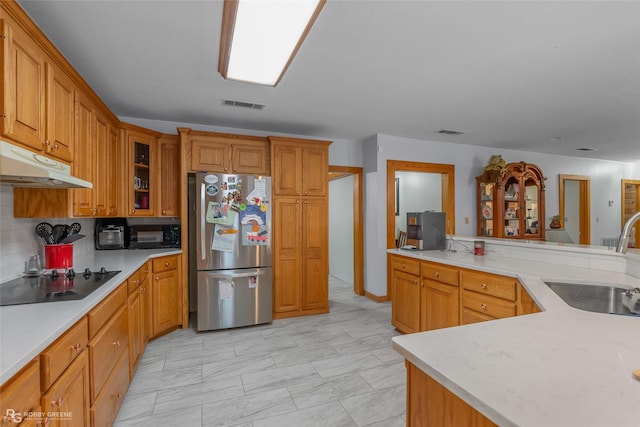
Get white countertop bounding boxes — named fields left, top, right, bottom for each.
left=389, top=248, right=640, bottom=427
left=0, top=248, right=181, bottom=384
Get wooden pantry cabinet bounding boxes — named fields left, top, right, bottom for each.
left=406, top=361, right=497, bottom=427
left=270, top=137, right=331, bottom=319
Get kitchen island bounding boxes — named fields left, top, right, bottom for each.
left=0, top=248, right=181, bottom=385
left=390, top=239, right=640, bottom=427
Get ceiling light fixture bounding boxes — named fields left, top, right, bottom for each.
left=218, top=0, right=325, bottom=86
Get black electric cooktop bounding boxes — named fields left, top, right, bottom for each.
left=0, top=268, right=120, bottom=306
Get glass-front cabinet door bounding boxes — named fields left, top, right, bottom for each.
left=127, top=130, right=157, bottom=216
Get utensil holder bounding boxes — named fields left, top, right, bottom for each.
left=44, top=244, right=73, bottom=269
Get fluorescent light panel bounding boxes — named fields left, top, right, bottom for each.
left=220, top=0, right=324, bottom=86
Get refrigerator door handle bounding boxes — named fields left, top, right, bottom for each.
left=200, top=182, right=206, bottom=261
left=204, top=270, right=268, bottom=279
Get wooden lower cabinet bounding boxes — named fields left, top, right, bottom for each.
left=406, top=361, right=496, bottom=427
left=151, top=255, right=181, bottom=336
left=390, top=254, right=540, bottom=331
left=0, top=359, right=41, bottom=426
left=392, top=269, right=421, bottom=334
left=390, top=256, right=460, bottom=334
left=41, top=351, right=90, bottom=427
left=90, top=351, right=129, bottom=427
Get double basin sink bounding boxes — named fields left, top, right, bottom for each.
left=545, top=282, right=640, bottom=317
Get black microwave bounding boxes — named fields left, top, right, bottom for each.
left=128, top=224, right=181, bottom=249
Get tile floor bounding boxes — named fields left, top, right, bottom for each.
left=114, top=276, right=407, bottom=427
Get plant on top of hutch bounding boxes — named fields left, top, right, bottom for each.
left=477, top=159, right=546, bottom=240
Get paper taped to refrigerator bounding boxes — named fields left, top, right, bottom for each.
left=219, top=280, right=234, bottom=299
left=211, top=224, right=236, bottom=252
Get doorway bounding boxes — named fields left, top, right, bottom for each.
left=559, top=174, right=590, bottom=245
left=621, top=179, right=640, bottom=248
left=328, top=166, right=364, bottom=296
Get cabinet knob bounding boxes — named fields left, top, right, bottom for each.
left=165, top=262, right=170, bottom=267
left=420, top=281, right=424, bottom=287
left=156, top=277, right=160, bottom=281
left=115, top=392, right=122, bottom=399
left=53, top=143, right=59, bottom=149
left=414, top=279, right=419, bottom=285
left=481, top=303, right=488, bottom=311
left=131, top=209, right=136, bottom=214
left=52, top=396, right=64, bottom=406
left=139, top=287, right=145, bottom=294
left=481, top=283, right=487, bottom=289
left=69, top=343, right=81, bottom=352
left=162, top=210, right=166, bottom=214
left=112, top=340, right=121, bottom=347
left=435, top=272, right=440, bottom=278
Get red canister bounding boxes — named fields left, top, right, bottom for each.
left=474, top=240, right=485, bottom=256
left=44, top=244, right=73, bottom=269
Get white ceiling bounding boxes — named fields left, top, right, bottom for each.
left=16, top=0, right=640, bottom=162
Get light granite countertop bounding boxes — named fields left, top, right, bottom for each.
left=389, top=247, right=640, bottom=427
left=0, top=248, right=181, bottom=385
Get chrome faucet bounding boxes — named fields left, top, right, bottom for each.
left=616, top=211, right=640, bottom=253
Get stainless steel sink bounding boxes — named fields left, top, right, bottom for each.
left=545, top=282, right=640, bottom=316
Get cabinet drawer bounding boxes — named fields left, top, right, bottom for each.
left=0, top=359, right=40, bottom=424
left=90, top=350, right=129, bottom=427
left=88, top=284, right=127, bottom=338
left=462, top=270, right=517, bottom=301
left=126, top=263, right=149, bottom=295
left=392, top=256, right=420, bottom=276
left=462, top=290, right=517, bottom=320
left=152, top=255, right=178, bottom=273
left=89, top=306, right=128, bottom=403
left=126, top=270, right=140, bottom=295
left=422, top=262, right=459, bottom=286
left=41, top=317, right=88, bottom=391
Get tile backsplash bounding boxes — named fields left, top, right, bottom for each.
left=0, top=186, right=95, bottom=282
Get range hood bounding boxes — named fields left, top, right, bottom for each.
left=0, top=140, right=92, bottom=189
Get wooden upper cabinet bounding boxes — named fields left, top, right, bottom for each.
left=158, top=135, right=180, bottom=216
left=185, top=129, right=269, bottom=175
left=270, top=137, right=330, bottom=197
left=106, top=124, right=120, bottom=216
left=2, top=12, right=46, bottom=151
left=72, top=90, right=95, bottom=217
left=2, top=12, right=75, bottom=162
left=45, top=62, right=74, bottom=162
left=122, top=124, right=160, bottom=217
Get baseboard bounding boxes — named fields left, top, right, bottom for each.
left=365, top=291, right=389, bottom=303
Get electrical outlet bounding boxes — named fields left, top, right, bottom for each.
left=464, top=217, right=469, bottom=224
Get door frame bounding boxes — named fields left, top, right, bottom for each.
left=558, top=174, right=590, bottom=245
left=328, top=166, right=364, bottom=296
left=621, top=179, right=640, bottom=248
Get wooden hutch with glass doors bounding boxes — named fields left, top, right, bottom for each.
left=477, top=162, right=546, bottom=240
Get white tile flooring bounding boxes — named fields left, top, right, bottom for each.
left=114, top=276, right=407, bottom=427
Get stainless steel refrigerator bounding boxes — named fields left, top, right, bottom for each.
left=190, top=172, right=272, bottom=331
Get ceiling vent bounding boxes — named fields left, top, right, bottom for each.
left=436, top=129, right=464, bottom=136
left=222, top=99, right=265, bottom=110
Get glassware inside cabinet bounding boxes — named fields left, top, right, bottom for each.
left=524, top=178, right=539, bottom=235
left=479, top=182, right=494, bottom=237
left=133, top=142, right=151, bottom=210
